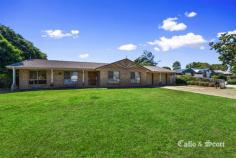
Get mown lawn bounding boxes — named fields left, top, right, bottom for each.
left=0, top=88, right=235, bottom=158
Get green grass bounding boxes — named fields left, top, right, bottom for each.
left=0, top=88, right=235, bottom=158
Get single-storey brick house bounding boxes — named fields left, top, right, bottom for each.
left=7, top=58, right=176, bottom=90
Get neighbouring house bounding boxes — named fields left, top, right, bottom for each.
left=176, top=69, right=195, bottom=76
left=176, top=68, right=233, bottom=78
left=176, top=68, right=212, bottom=78
left=6, top=58, right=176, bottom=90
left=192, top=68, right=212, bottom=78
left=212, top=70, right=232, bottom=76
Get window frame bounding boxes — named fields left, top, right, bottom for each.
left=64, top=71, right=78, bottom=85
left=29, top=70, right=47, bottom=85
left=130, top=71, right=141, bottom=84
left=107, top=71, right=120, bottom=84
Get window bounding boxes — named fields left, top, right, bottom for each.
left=29, top=71, right=47, bottom=84
left=130, top=72, right=141, bottom=84
left=64, top=71, right=78, bottom=85
left=108, top=71, right=120, bottom=84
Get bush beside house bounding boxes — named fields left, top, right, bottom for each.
left=227, top=79, right=236, bottom=85
left=227, top=75, right=236, bottom=85
left=211, top=74, right=227, bottom=81
left=0, top=72, right=11, bottom=88
left=176, top=75, right=216, bottom=87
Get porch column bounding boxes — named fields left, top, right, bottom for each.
left=173, top=73, right=176, bottom=85
left=50, top=69, right=54, bottom=86
left=151, top=73, right=154, bottom=86
left=159, top=72, right=162, bottom=85
left=82, top=70, right=85, bottom=86
left=11, top=67, right=16, bottom=91
left=166, top=73, right=168, bottom=85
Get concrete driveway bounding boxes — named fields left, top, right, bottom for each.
left=163, top=86, right=236, bottom=99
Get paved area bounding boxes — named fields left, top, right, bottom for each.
left=226, top=84, right=236, bottom=89
left=163, top=86, right=236, bottom=99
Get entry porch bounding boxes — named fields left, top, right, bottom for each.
left=13, top=69, right=99, bottom=90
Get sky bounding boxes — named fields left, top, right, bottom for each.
left=1, top=0, right=236, bottom=68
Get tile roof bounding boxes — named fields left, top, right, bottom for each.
left=6, top=59, right=107, bottom=69
left=144, top=66, right=175, bottom=73
left=6, top=59, right=176, bottom=73
left=213, top=70, right=232, bottom=75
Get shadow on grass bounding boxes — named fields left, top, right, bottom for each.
left=0, top=85, right=171, bottom=94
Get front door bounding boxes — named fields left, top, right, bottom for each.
left=88, top=71, right=98, bottom=86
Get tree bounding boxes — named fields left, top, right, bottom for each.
left=186, top=62, right=211, bottom=69
left=172, top=61, right=181, bottom=70
left=233, top=63, right=236, bottom=74
left=209, top=33, right=236, bottom=72
left=0, top=24, right=47, bottom=61
left=210, top=64, right=228, bottom=71
left=134, top=50, right=157, bottom=66
left=163, top=66, right=171, bottom=70
left=0, top=24, right=47, bottom=88
left=0, top=34, right=23, bottom=69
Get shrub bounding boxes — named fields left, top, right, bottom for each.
left=176, top=78, right=187, bottom=85
left=178, top=75, right=193, bottom=82
left=186, top=80, right=213, bottom=87
left=0, top=73, right=11, bottom=88
left=177, top=75, right=219, bottom=87
left=200, top=78, right=209, bottom=82
left=228, top=75, right=236, bottom=80
left=195, top=82, right=209, bottom=87
left=212, top=74, right=227, bottom=81
left=211, top=75, right=218, bottom=80
left=227, top=79, right=236, bottom=85
left=187, top=81, right=193, bottom=85
left=218, top=74, right=227, bottom=81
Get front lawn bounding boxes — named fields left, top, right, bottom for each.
left=0, top=88, right=235, bottom=157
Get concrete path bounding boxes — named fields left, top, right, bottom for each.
left=226, top=84, right=236, bottom=89
left=163, top=86, right=236, bottom=100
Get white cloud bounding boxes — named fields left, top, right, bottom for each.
left=217, top=29, right=236, bottom=37
left=79, top=53, right=89, bottom=58
left=42, top=29, right=79, bottom=39
left=159, top=17, right=187, bottom=31
left=71, top=30, right=79, bottom=34
left=147, top=33, right=206, bottom=51
left=154, top=47, right=160, bottom=51
left=185, top=11, right=197, bottom=18
left=118, top=43, right=137, bottom=51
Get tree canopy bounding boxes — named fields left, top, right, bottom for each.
left=0, top=34, right=23, bottom=69
left=209, top=33, right=236, bottom=73
left=186, top=62, right=211, bottom=69
left=185, top=61, right=228, bottom=71
left=210, top=64, right=228, bottom=71
left=172, top=61, right=181, bottom=70
left=134, top=50, right=157, bottom=66
left=0, top=24, right=47, bottom=69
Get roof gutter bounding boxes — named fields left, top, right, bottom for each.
left=5, top=65, right=14, bottom=69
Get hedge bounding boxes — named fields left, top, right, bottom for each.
left=177, top=75, right=216, bottom=87
left=186, top=80, right=215, bottom=87
left=227, top=79, right=236, bottom=85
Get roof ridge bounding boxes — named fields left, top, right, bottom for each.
left=25, top=59, right=108, bottom=64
